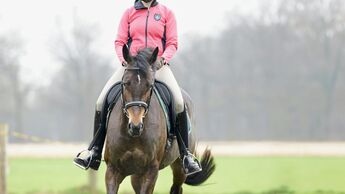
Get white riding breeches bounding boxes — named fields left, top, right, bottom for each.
left=155, top=65, right=185, bottom=113
left=95, top=66, right=126, bottom=111
left=95, top=65, right=185, bottom=113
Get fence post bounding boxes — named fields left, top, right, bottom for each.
left=0, top=124, right=8, bottom=194
left=89, top=170, right=97, bottom=194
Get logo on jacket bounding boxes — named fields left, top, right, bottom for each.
left=154, top=13, right=161, bottom=21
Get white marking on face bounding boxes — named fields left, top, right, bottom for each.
left=127, top=109, right=144, bottom=125
left=137, top=74, right=141, bottom=84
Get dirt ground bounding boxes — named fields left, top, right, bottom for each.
left=7, top=142, right=345, bottom=157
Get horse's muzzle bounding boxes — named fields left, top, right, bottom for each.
left=128, top=122, right=144, bottom=137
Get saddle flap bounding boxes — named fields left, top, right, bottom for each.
left=153, top=80, right=176, bottom=136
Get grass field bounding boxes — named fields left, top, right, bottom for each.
left=7, top=156, right=345, bottom=194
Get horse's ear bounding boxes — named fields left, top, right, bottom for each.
left=149, top=47, right=159, bottom=64
left=122, top=45, right=132, bottom=63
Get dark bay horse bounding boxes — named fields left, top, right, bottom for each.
left=104, top=46, right=215, bottom=194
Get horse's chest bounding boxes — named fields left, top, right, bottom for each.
left=116, top=148, right=153, bottom=175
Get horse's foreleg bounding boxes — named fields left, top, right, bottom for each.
left=105, top=165, right=124, bottom=194
left=138, top=163, right=159, bottom=194
left=170, top=158, right=186, bottom=194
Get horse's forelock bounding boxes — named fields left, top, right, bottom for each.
left=129, top=48, right=156, bottom=77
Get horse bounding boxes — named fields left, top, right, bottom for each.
left=104, top=46, right=215, bottom=194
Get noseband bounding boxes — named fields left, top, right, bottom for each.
left=123, top=100, right=150, bottom=117
left=121, top=67, right=153, bottom=118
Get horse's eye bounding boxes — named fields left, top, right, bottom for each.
left=123, top=81, right=131, bottom=87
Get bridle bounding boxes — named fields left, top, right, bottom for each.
left=121, top=67, right=154, bottom=118
left=122, top=96, right=152, bottom=118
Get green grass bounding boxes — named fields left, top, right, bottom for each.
left=7, top=157, right=345, bottom=194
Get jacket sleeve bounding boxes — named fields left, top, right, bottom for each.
left=161, top=10, right=178, bottom=63
left=114, top=9, right=130, bottom=64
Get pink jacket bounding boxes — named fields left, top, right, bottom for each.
left=115, top=1, right=178, bottom=63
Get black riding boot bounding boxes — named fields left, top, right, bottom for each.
left=176, top=107, right=202, bottom=176
left=73, top=110, right=106, bottom=170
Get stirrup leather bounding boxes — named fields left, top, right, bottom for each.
left=73, top=149, right=93, bottom=170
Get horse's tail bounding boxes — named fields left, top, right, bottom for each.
left=184, top=148, right=216, bottom=186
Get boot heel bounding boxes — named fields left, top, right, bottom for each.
left=89, top=159, right=102, bottom=170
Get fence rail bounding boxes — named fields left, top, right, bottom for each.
left=10, top=131, right=65, bottom=144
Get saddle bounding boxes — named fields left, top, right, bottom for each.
left=106, top=81, right=176, bottom=138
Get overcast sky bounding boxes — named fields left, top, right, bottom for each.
left=0, top=0, right=262, bottom=86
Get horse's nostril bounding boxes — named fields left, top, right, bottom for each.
left=128, top=122, right=141, bottom=129
left=132, top=123, right=143, bottom=131
left=128, top=122, right=144, bottom=137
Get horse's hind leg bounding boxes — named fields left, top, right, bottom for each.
left=170, top=159, right=187, bottom=194
left=131, top=175, right=144, bottom=194
left=105, top=165, right=125, bottom=194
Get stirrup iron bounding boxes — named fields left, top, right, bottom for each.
left=73, top=149, right=93, bottom=170
left=182, top=154, right=202, bottom=176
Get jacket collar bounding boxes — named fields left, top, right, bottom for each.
left=134, top=0, right=158, bottom=10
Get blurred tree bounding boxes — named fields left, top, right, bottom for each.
left=31, top=17, right=114, bottom=141
left=281, top=0, right=345, bottom=138
left=0, top=33, right=27, bottom=133
left=174, top=0, right=345, bottom=141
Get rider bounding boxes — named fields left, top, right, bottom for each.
left=73, top=0, right=202, bottom=175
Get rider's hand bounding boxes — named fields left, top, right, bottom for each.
left=122, top=61, right=128, bottom=67
left=157, top=57, right=166, bottom=70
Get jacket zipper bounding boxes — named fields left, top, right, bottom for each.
left=145, top=6, right=151, bottom=48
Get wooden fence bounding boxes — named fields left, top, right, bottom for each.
left=0, top=124, right=8, bottom=194
left=0, top=124, right=98, bottom=194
